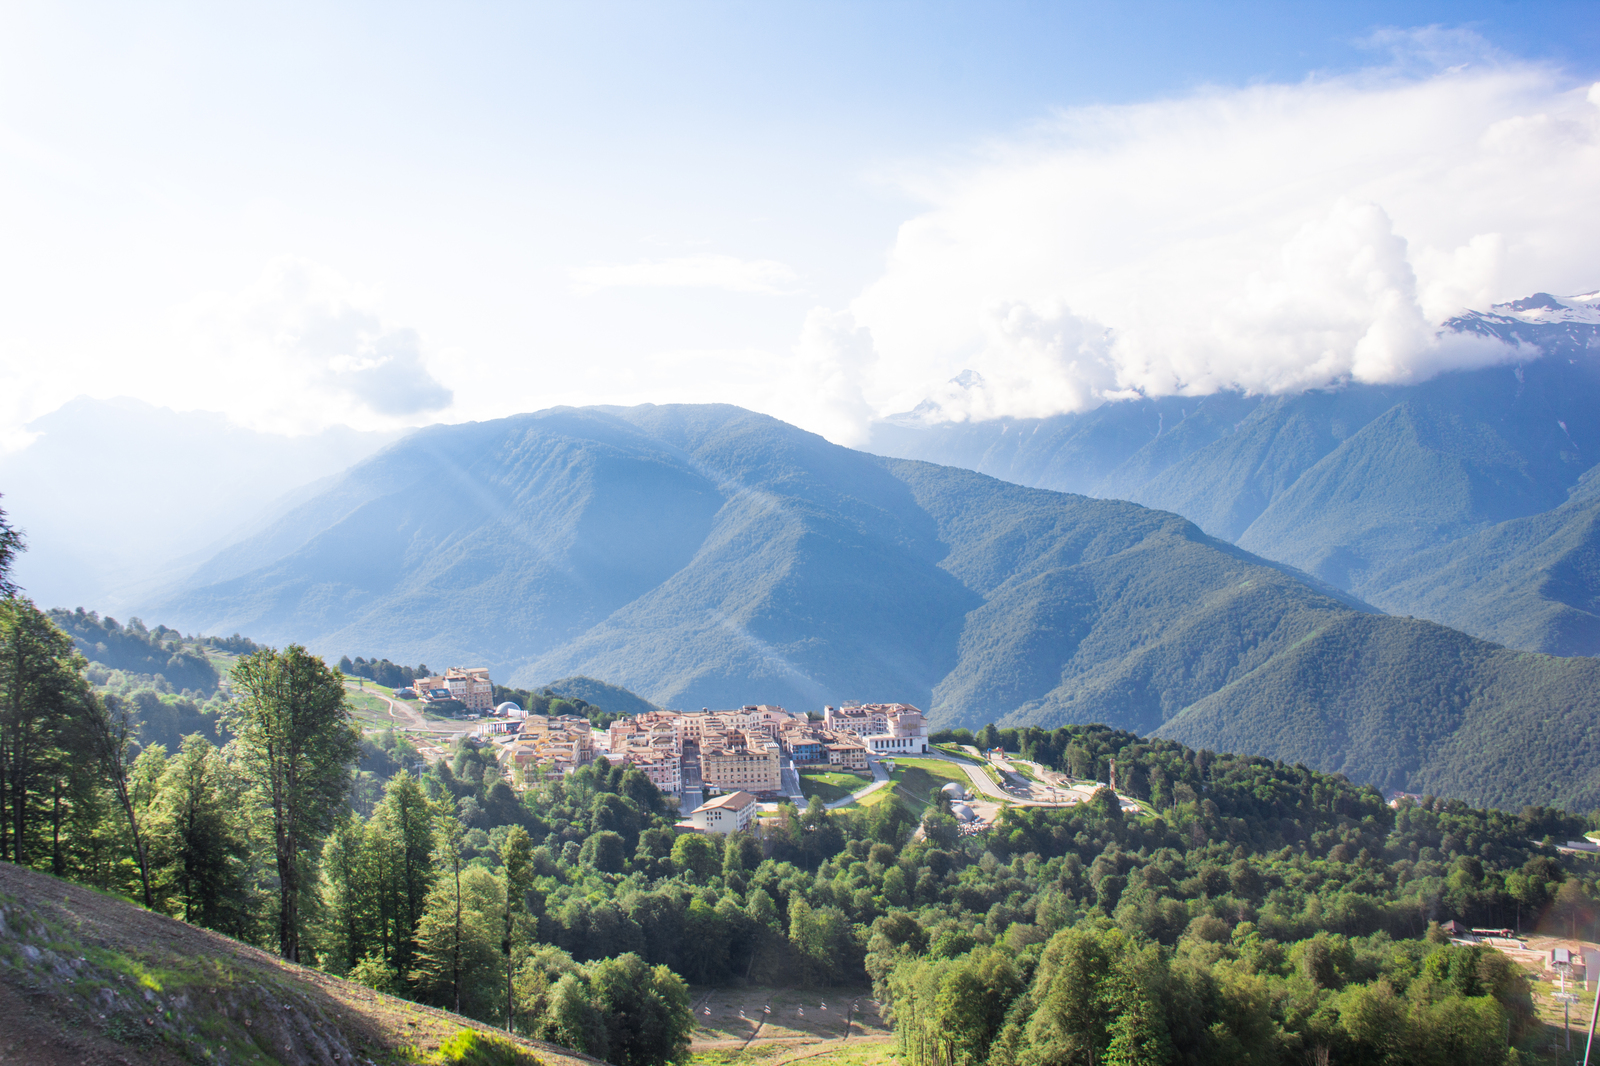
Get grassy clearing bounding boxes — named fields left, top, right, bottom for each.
left=799, top=770, right=865, bottom=804
left=931, top=744, right=980, bottom=764
left=690, top=1040, right=896, bottom=1066
left=345, top=684, right=403, bottom=728
left=845, top=787, right=897, bottom=811
left=202, top=648, right=243, bottom=679
left=1521, top=961, right=1598, bottom=1062
left=882, top=759, right=971, bottom=815
left=688, top=986, right=890, bottom=1056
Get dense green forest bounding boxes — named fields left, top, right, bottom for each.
left=491, top=682, right=631, bottom=728
left=50, top=606, right=221, bottom=694
left=4, top=505, right=1600, bottom=1063
left=338, top=654, right=429, bottom=689
left=333, top=659, right=640, bottom=730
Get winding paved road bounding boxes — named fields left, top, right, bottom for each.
left=824, top=757, right=892, bottom=809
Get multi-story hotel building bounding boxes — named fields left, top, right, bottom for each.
left=700, top=731, right=782, bottom=793
left=415, top=667, right=495, bottom=712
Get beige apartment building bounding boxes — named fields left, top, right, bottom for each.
left=823, top=703, right=889, bottom=737
left=700, top=732, right=782, bottom=793
left=506, top=713, right=595, bottom=775
left=415, top=667, right=495, bottom=712
left=667, top=706, right=805, bottom=743
left=626, top=749, right=683, bottom=793
left=826, top=740, right=869, bottom=772
left=865, top=706, right=930, bottom=755
left=608, top=718, right=684, bottom=794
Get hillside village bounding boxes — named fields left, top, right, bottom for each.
left=481, top=695, right=931, bottom=829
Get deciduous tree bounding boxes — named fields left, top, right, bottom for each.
left=225, top=644, right=360, bottom=961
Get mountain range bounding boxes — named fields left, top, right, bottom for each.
left=870, top=291, right=1600, bottom=657
left=0, top=397, right=402, bottom=612
left=148, top=400, right=1600, bottom=810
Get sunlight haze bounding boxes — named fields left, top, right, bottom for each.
left=1, top=2, right=1597, bottom=449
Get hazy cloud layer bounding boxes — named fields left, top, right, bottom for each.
left=6, top=33, right=1598, bottom=453
left=846, top=49, right=1600, bottom=425
left=174, top=259, right=454, bottom=432
left=570, top=254, right=799, bottom=295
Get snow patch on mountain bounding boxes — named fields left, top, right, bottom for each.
left=1443, top=291, right=1600, bottom=354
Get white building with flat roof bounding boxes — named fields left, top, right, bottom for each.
left=864, top=706, right=929, bottom=755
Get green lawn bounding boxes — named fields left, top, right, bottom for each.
left=851, top=787, right=898, bottom=810
left=884, top=758, right=972, bottom=814
left=200, top=649, right=242, bottom=684
left=342, top=683, right=400, bottom=727
left=799, top=770, right=865, bottom=804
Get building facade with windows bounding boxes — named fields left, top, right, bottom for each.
left=415, top=667, right=495, bottom=712
left=865, top=707, right=930, bottom=755
left=700, top=733, right=782, bottom=793
left=688, top=791, right=757, bottom=834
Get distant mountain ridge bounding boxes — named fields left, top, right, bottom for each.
left=869, top=291, right=1600, bottom=656
left=542, top=676, right=662, bottom=719
left=0, top=397, right=402, bottom=612
left=149, top=402, right=1600, bottom=809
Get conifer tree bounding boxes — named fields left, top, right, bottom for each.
left=501, top=825, right=534, bottom=1032
left=367, top=770, right=435, bottom=975
left=0, top=598, right=90, bottom=867
left=0, top=494, right=23, bottom=599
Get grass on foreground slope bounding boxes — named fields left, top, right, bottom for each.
left=0, top=860, right=599, bottom=1066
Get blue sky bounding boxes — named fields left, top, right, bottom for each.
left=1, top=1, right=1597, bottom=446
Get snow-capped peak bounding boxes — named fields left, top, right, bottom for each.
left=1485, top=291, right=1600, bottom=325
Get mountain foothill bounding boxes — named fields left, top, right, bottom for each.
left=144, top=306, right=1600, bottom=809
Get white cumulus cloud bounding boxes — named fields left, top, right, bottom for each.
left=844, top=46, right=1600, bottom=426
left=169, top=258, right=454, bottom=434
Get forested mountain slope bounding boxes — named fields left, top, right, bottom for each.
left=1157, top=614, right=1600, bottom=809
left=1364, top=466, right=1600, bottom=656
left=870, top=292, right=1600, bottom=655
left=48, top=607, right=220, bottom=693
left=151, top=403, right=1600, bottom=807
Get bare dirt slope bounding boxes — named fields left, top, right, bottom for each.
left=0, top=860, right=601, bottom=1066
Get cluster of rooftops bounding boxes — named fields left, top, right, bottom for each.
left=481, top=701, right=930, bottom=831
